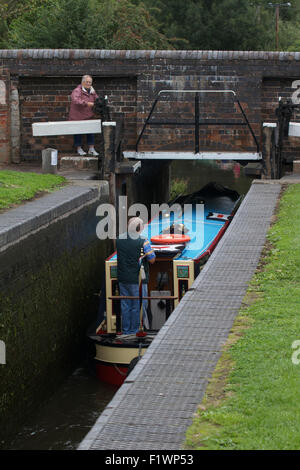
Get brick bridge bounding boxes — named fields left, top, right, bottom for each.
left=0, top=49, right=300, bottom=174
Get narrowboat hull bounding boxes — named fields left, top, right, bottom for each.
left=88, top=333, right=155, bottom=386
left=88, top=182, right=242, bottom=386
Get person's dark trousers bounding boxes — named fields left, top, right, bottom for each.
left=74, top=134, right=95, bottom=147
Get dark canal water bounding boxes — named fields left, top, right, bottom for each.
left=3, top=160, right=255, bottom=450
left=171, top=159, right=254, bottom=195
left=2, top=366, right=118, bottom=450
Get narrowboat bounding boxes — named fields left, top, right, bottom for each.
left=87, top=182, right=242, bottom=386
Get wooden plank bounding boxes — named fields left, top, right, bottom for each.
left=32, top=119, right=101, bottom=136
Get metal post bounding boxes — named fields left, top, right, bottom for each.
left=166, top=299, right=171, bottom=320
left=195, top=93, right=200, bottom=154
left=267, top=2, right=291, bottom=51
left=115, top=299, right=122, bottom=334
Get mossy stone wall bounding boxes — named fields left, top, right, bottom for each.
left=0, top=198, right=111, bottom=438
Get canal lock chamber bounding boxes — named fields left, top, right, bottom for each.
left=0, top=159, right=255, bottom=447
left=0, top=182, right=112, bottom=442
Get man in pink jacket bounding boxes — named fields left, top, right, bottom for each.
left=69, top=75, right=99, bottom=156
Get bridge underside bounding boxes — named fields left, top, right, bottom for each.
left=124, top=151, right=262, bottom=160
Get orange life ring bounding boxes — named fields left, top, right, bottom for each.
left=151, top=234, right=191, bottom=245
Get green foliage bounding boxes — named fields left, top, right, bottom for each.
left=170, top=178, right=188, bottom=200
left=5, top=0, right=173, bottom=49
left=144, top=0, right=300, bottom=51
left=0, top=0, right=44, bottom=47
left=2, top=0, right=300, bottom=50
left=185, top=184, right=300, bottom=450
left=0, top=170, right=66, bottom=210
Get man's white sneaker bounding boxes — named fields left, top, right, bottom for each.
left=77, top=147, right=86, bottom=156
left=88, top=148, right=99, bottom=156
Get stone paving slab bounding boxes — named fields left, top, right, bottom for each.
left=0, top=184, right=101, bottom=250
left=78, top=181, right=281, bottom=450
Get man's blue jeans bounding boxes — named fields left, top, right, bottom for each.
left=119, top=283, right=148, bottom=334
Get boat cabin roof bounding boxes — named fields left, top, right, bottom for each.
left=110, top=202, right=231, bottom=262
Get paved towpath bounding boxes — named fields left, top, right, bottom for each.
left=78, top=181, right=281, bottom=450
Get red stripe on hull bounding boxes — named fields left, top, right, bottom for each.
left=194, top=219, right=231, bottom=264
left=96, top=362, right=128, bottom=387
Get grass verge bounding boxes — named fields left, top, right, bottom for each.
left=185, top=183, right=300, bottom=450
left=0, top=170, right=66, bottom=211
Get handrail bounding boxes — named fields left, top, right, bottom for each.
left=135, top=89, right=259, bottom=154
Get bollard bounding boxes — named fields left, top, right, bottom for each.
left=42, top=148, right=58, bottom=174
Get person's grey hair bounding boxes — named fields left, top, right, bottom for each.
left=81, top=75, right=92, bottom=83
left=128, top=217, right=144, bottom=235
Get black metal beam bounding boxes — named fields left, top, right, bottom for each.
left=135, top=97, right=159, bottom=151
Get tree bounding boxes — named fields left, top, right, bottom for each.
left=5, top=0, right=173, bottom=49
left=266, top=0, right=300, bottom=51
left=194, top=0, right=272, bottom=50
left=0, top=0, right=45, bottom=47
left=143, top=0, right=300, bottom=51
left=86, top=0, right=174, bottom=49
left=4, top=0, right=300, bottom=51
left=142, top=0, right=199, bottom=48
